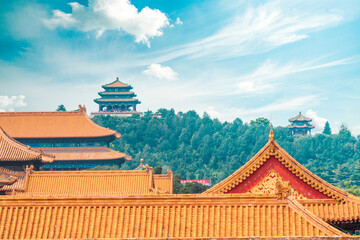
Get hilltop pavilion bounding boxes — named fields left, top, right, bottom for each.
left=0, top=105, right=131, bottom=170
left=93, top=77, right=141, bottom=117
left=0, top=130, right=359, bottom=239
left=287, top=112, right=315, bottom=135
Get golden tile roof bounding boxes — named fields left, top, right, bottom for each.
left=289, top=112, right=313, bottom=122
left=2, top=167, right=170, bottom=196
left=0, top=195, right=346, bottom=239
left=300, top=197, right=360, bottom=222
left=14, top=170, right=156, bottom=196
left=0, top=168, right=17, bottom=186
left=0, top=105, right=120, bottom=139
left=153, top=170, right=174, bottom=194
left=37, top=146, right=131, bottom=161
left=94, top=98, right=139, bottom=102
left=103, top=79, right=131, bottom=88
left=204, top=130, right=349, bottom=202
left=99, top=91, right=134, bottom=95
left=0, top=127, right=54, bottom=164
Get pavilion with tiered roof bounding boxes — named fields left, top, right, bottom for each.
left=93, top=77, right=141, bottom=116
left=287, top=112, right=315, bottom=136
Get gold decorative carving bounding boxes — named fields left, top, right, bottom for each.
left=248, top=170, right=307, bottom=199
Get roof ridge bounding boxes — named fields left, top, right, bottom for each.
left=204, top=130, right=349, bottom=202
left=287, top=197, right=346, bottom=236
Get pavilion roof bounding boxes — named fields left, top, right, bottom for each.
left=94, top=98, right=140, bottom=102
left=289, top=112, right=313, bottom=122
left=0, top=195, right=346, bottom=239
left=0, top=127, right=54, bottom=164
left=287, top=124, right=315, bottom=129
left=99, top=91, right=135, bottom=95
left=36, top=146, right=132, bottom=161
left=0, top=105, right=121, bottom=139
left=102, top=78, right=131, bottom=88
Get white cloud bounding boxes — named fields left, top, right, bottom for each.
left=143, top=64, right=178, bottom=80
left=305, top=109, right=328, bottom=133
left=350, top=125, right=360, bottom=136
left=175, top=17, right=183, bottom=25
left=0, top=95, right=27, bottom=112
left=44, top=0, right=170, bottom=46
left=151, top=0, right=344, bottom=62
left=238, top=95, right=320, bottom=116
left=205, top=106, right=221, bottom=119
left=235, top=57, right=357, bottom=95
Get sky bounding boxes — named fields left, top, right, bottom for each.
left=0, top=0, right=360, bottom=134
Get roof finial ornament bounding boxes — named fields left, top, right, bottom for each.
left=269, top=129, right=274, bottom=142
left=116, top=77, right=119, bottom=80
left=78, top=105, right=86, bottom=113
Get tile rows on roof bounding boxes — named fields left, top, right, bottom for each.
left=0, top=168, right=17, bottom=186
left=300, top=198, right=360, bottom=222
left=103, top=79, right=131, bottom=88
left=94, top=98, right=140, bottom=102
left=0, top=196, right=345, bottom=239
left=289, top=112, right=313, bottom=122
left=0, top=127, right=54, bottom=164
left=99, top=91, right=135, bottom=95
left=1, top=167, right=173, bottom=196
left=36, top=146, right=131, bottom=161
left=0, top=106, right=120, bottom=139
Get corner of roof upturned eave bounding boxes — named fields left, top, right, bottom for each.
left=124, top=155, right=132, bottom=161
left=40, top=152, right=55, bottom=164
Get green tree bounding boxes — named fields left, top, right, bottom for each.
left=56, top=104, right=66, bottom=111
left=322, top=121, right=331, bottom=135
left=250, top=117, right=270, bottom=128
left=154, top=166, right=162, bottom=174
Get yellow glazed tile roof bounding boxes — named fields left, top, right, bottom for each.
left=0, top=105, right=120, bottom=139
left=0, top=127, right=54, bottom=164
left=37, top=146, right=131, bottom=161
left=0, top=195, right=346, bottom=239
left=2, top=168, right=171, bottom=196
left=153, top=170, right=174, bottom=194
left=0, top=168, right=17, bottom=186
left=15, top=170, right=156, bottom=196
left=300, top=197, right=360, bottom=222
left=204, top=130, right=349, bottom=202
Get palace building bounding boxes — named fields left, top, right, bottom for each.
left=92, top=77, right=141, bottom=117
left=0, top=106, right=131, bottom=170
left=287, top=112, right=315, bottom=136
left=0, top=126, right=173, bottom=196
left=0, top=129, right=359, bottom=239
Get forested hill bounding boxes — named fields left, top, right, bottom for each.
left=92, top=109, right=360, bottom=193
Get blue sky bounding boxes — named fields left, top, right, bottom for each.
left=1, top=0, right=360, bottom=134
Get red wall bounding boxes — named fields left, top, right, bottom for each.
left=227, top=156, right=330, bottom=199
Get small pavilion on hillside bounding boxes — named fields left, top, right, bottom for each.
left=0, top=130, right=359, bottom=239
left=93, top=77, right=141, bottom=117
left=287, top=112, right=315, bottom=136
left=0, top=105, right=131, bottom=170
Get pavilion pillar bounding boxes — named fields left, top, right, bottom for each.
left=134, top=105, right=136, bottom=112
left=111, top=105, right=114, bottom=112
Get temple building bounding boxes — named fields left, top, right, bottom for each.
left=0, top=130, right=358, bottom=239
left=287, top=112, right=315, bottom=136
left=0, top=105, right=131, bottom=170
left=92, top=77, right=141, bottom=117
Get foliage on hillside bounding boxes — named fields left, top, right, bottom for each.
left=92, top=109, right=360, bottom=193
